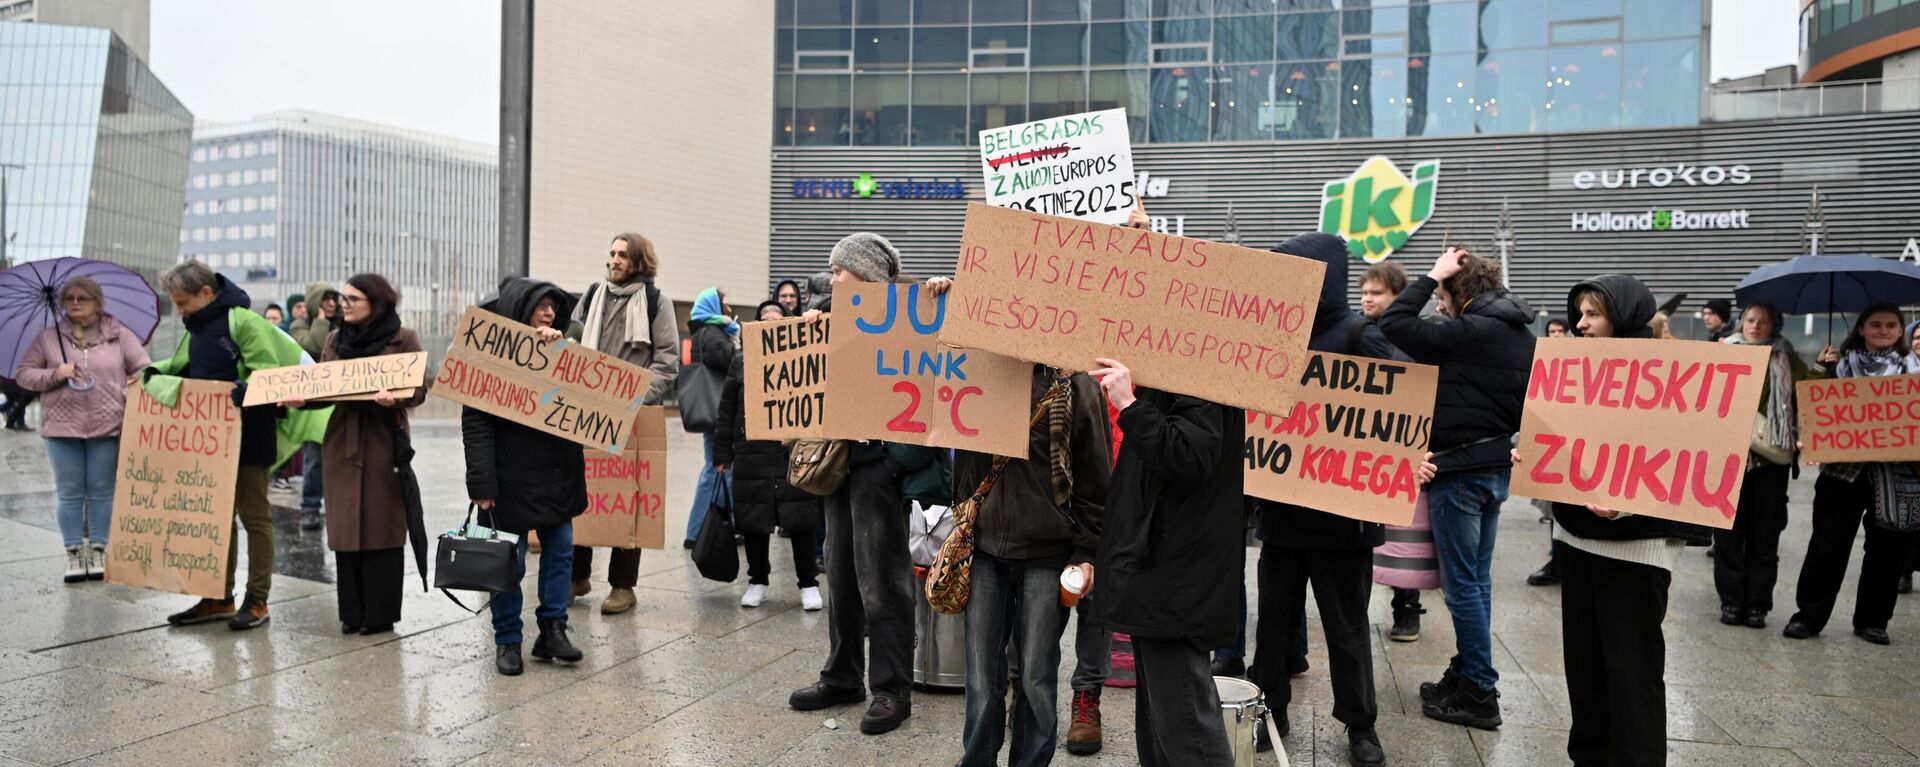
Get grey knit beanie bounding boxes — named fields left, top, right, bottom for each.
left=829, top=232, right=901, bottom=283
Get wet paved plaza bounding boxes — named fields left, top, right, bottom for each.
left=2, top=420, right=1920, bottom=765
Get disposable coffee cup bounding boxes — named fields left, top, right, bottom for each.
left=1059, top=566, right=1086, bottom=607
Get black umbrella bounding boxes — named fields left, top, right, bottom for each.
left=1733, top=253, right=1920, bottom=344
left=391, top=424, right=429, bottom=591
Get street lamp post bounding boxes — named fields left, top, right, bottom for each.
left=0, top=163, right=24, bottom=267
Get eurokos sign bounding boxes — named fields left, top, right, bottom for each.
left=791, top=173, right=964, bottom=200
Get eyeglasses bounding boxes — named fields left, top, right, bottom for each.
left=341, top=295, right=366, bottom=306
left=61, top=295, right=96, bottom=304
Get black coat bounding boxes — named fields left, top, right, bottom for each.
left=461, top=277, right=588, bottom=535
left=1095, top=388, right=1245, bottom=648
left=180, top=275, right=279, bottom=468
left=1257, top=233, right=1391, bottom=550
left=714, top=354, right=821, bottom=535
left=1375, top=275, right=1536, bottom=475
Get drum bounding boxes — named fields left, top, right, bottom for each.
left=1215, top=676, right=1268, bottom=767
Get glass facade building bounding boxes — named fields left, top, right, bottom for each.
left=773, top=0, right=1704, bottom=146
left=181, top=112, right=498, bottom=338
left=0, top=21, right=191, bottom=284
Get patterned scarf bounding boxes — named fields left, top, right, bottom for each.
left=1044, top=369, right=1073, bottom=509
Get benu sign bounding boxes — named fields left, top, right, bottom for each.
left=1319, top=156, right=1440, bottom=264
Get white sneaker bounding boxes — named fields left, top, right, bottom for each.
left=740, top=584, right=768, bottom=608
left=63, top=546, right=85, bottom=583
left=87, top=542, right=107, bottom=580
left=800, top=586, right=824, bottom=612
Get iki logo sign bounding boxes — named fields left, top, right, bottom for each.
left=1319, top=157, right=1440, bottom=263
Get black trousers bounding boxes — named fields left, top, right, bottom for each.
left=745, top=529, right=819, bottom=588
left=571, top=546, right=641, bottom=589
left=1, top=383, right=34, bottom=428
left=1250, top=545, right=1376, bottom=727
left=1714, top=463, right=1791, bottom=612
left=820, top=461, right=914, bottom=702
left=1391, top=587, right=1422, bottom=613
left=1560, top=544, right=1669, bottom=767
left=1133, top=635, right=1235, bottom=767
left=1792, top=473, right=1916, bottom=632
left=336, top=547, right=404, bottom=628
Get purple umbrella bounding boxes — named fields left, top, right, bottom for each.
left=0, top=257, right=160, bottom=382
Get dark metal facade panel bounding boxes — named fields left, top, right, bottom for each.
left=770, top=111, right=1920, bottom=314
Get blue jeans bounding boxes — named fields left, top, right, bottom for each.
left=46, top=436, right=118, bottom=547
left=1426, top=469, right=1509, bottom=691
left=685, top=433, right=729, bottom=542
left=301, top=442, right=324, bottom=512
left=491, top=520, right=575, bottom=645
left=962, top=552, right=1070, bottom=767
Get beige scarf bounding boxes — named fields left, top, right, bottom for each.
left=580, top=279, right=649, bottom=352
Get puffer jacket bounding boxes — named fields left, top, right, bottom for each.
left=14, top=316, right=151, bottom=438
left=1375, top=274, right=1536, bottom=475
left=460, top=277, right=589, bottom=535
left=714, top=354, right=821, bottom=535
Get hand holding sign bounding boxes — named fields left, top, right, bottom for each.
left=1091, top=357, right=1136, bottom=411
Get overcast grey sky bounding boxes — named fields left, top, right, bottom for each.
left=149, top=0, right=1799, bottom=147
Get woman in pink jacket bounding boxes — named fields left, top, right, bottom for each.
left=14, top=277, right=151, bottom=583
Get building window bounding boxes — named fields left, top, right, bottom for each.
left=179, top=230, right=189, bottom=243
left=1089, top=68, right=1150, bottom=138
left=1031, top=23, right=1089, bottom=67
left=192, top=200, right=207, bottom=215
left=970, top=73, right=1029, bottom=136
left=192, top=147, right=206, bottom=162
left=1091, top=20, right=1149, bottom=64
left=226, top=225, right=241, bottom=240
left=852, top=74, right=910, bottom=145
left=261, top=167, right=277, bottom=183
left=242, top=252, right=258, bottom=267
left=262, top=223, right=277, bottom=238
left=209, top=174, right=223, bottom=189
left=794, top=74, right=852, bottom=145
left=1211, top=64, right=1272, bottom=141
left=192, top=174, right=207, bottom=189
left=260, top=139, right=277, bottom=154
left=263, top=196, right=278, bottom=210
left=856, top=27, right=910, bottom=70
left=1546, top=44, right=1623, bottom=131
left=208, top=228, right=222, bottom=242
left=242, top=225, right=258, bottom=239
left=1030, top=71, right=1089, bottom=120
left=226, top=171, right=241, bottom=186
left=1621, top=38, right=1698, bottom=127
left=911, top=73, right=969, bottom=145
left=1214, top=14, right=1273, bottom=63
left=243, top=141, right=258, bottom=157
left=1150, top=66, right=1210, bottom=142
left=243, top=169, right=258, bottom=184
left=243, top=197, right=258, bottom=212
left=1477, top=47, right=1548, bottom=134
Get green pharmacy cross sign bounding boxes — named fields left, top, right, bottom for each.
left=1318, top=157, right=1441, bottom=263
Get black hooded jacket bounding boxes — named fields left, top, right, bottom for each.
left=460, top=277, right=590, bottom=535
left=181, top=275, right=279, bottom=468
left=1376, top=273, right=1536, bottom=474
left=1095, top=388, right=1245, bottom=647
left=1257, top=233, right=1391, bottom=549
left=1551, top=275, right=1712, bottom=545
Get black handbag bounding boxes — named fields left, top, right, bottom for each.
left=434, top=504, right=520, bottom=613
left=693, top=482, right=739, bottom=582
left=676, top=360, right=724, bottom=433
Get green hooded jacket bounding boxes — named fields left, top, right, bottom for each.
left=144, top=306, right=330, bottom=470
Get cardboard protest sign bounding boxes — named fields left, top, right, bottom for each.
left=1511, top=338, right=1772, bottom=530
left=944, top=203, right=1325, bottom=416
left=978, top=108, right=1137, bottom=226
left=434, top=306, right=653, bottom=454
left=824, top=281, right=1032, bottom=458
left=743, top=316, right=830, bottom=441
left=105, top=380, right=240, bottom=598
left=1798, top=373, right=1920, bottom=463
left=575, top=407, right=669, bottom=550
left=323, top=388, right=420, bottom=402
left=242, top=352, right=427, bottom=406
left=1243, top=352, right=1438, bottom=525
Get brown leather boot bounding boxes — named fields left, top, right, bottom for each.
left=1066, top=687, right=1103, bottom=755
left=601, top=587, right=636, bottom=615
